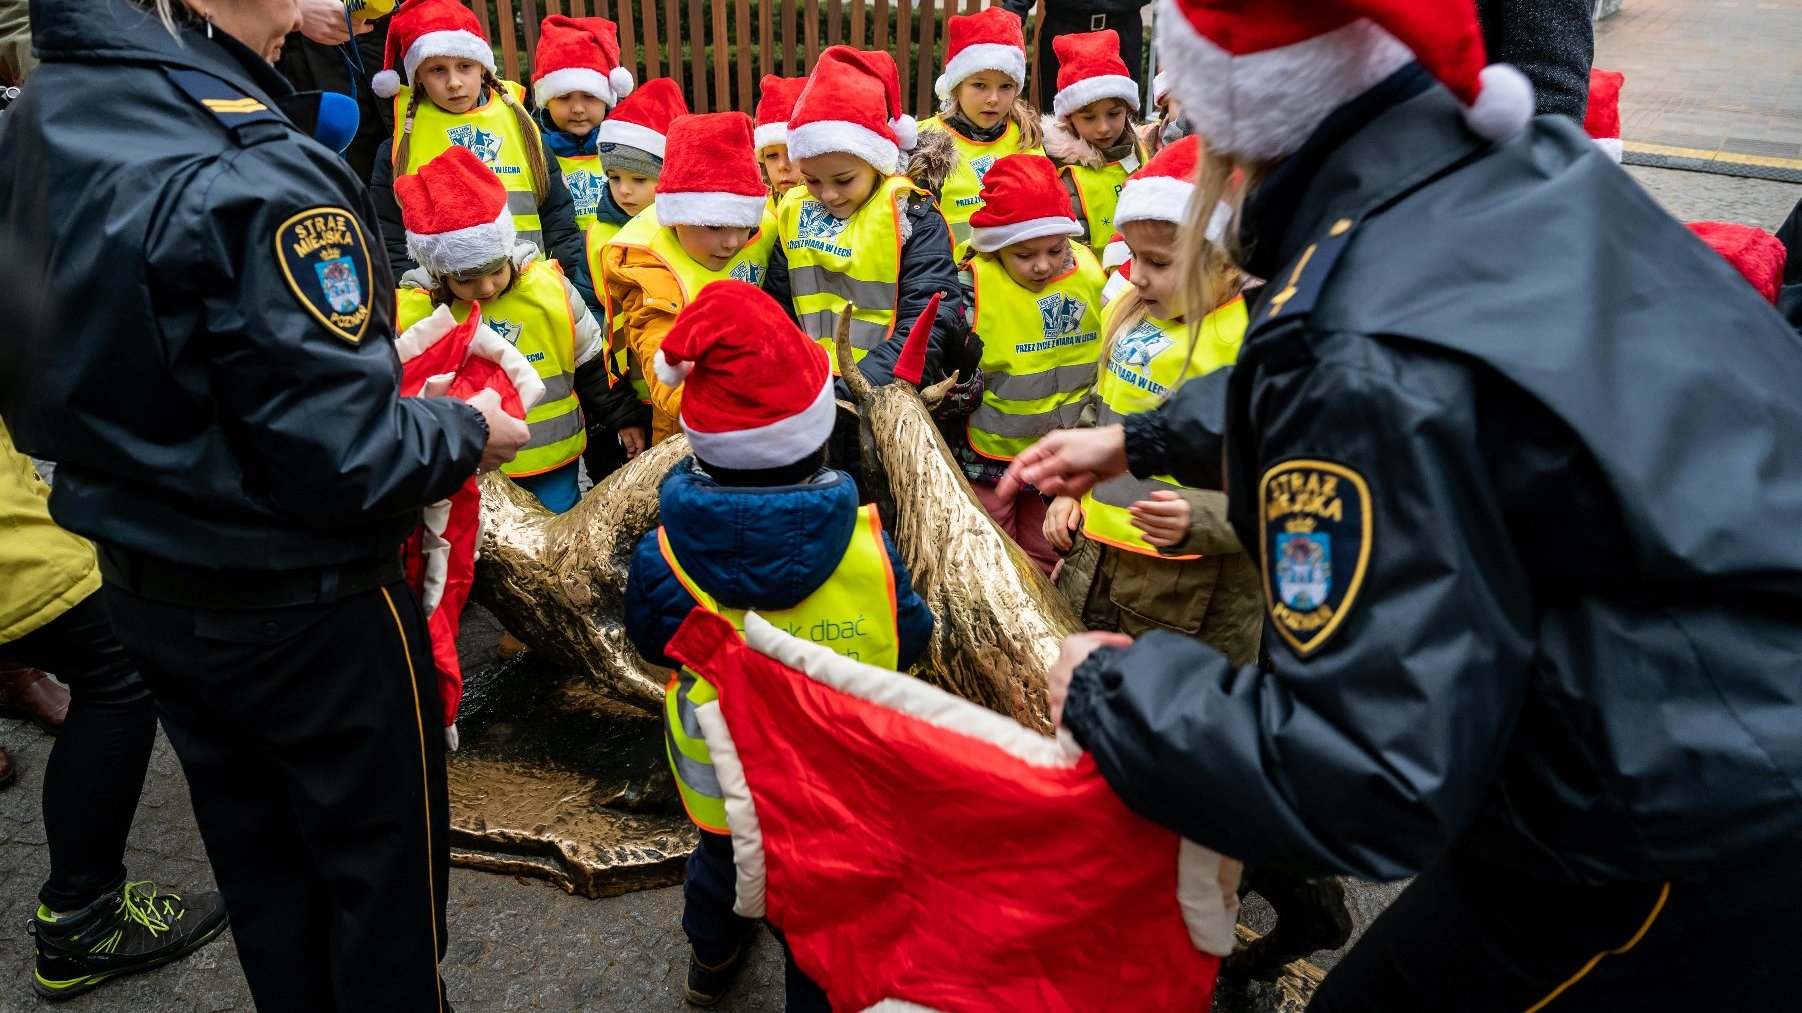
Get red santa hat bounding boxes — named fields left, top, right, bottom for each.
left=754, top=75, right=809, bottom=151
left=1153, top=69, right=1173, bottom=107
left=1052, top=30, right=1141, bottom=121
left=654, top=281, right=836, bottom=470
left=1154, top=0, right=1534, bottom=162
left=595, top=77, right=690, bottom=159
left=936, top=8, right=1028, bottom=105
left=1689, top=221, right=1787, bottom=306
left=656, top=113, right=771, bottom=229
left=372, top=0, right=495, bottom=100
left=1585, top=68, right=1624, bottom=163
left=531, top=15, right=636, bottom=108
left=396, top=145, right=517, bottom=277
left=967, top=154, right=1084, bottom=253
left=1114, top=135, right=1231, bottom=243
left=788, top=47, right=920, bottom=174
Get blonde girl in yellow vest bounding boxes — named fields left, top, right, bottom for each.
left=368, top=0, right=589, bottom=299
left=1042, top=137, right=1261, bottom=665
left=766, top=46, right=969, bottom=386
left=917, top=8, right=1045, bottom=248
left=1039, top=30, right=1149, bottom=261
left=393, top=147, right=607, bottom=516
left=953, top=153, right=1107, bottom=576
left=601, top=112, right=779, bottom=447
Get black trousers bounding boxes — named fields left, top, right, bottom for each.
left=685, top=831, right=829, bottom=1012
left=1310, top=847, right=1796, bottom=1011
left=103, top=580, right=450, bottom=1013
left=0, top=593, right=157, bottom=911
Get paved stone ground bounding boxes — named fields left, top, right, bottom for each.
left=1596, top=0, right=1802, bottom=160
left=1, top=163, right=1796, bottom=1012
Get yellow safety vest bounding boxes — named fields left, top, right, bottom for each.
left=601, top=207, right=779, bottom=405
left=1081, top=296, right=1248, bottom=558
left=659, top=505, right=901, bottom=833
left=779, top=175, right=924, bottom=374
left=919, top=116, right=1043, bottom=247
left=1061, top=139, right=1145, bottom=259
left=396, top=260, right=586, bottom=477
left=557, top=153, right=605, bottom=234
left=965, top=243, right=1107, bottom=461
left=392, top=80, right=546, bottom=254
left=583, top=218, right=647, bottom=402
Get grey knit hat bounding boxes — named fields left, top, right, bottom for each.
left=599, top=143, right=663, bottom=180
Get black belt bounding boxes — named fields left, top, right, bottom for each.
left=99, top=546, right=404, bottom=611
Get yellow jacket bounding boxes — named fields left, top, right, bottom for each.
left=1, top=421, right=99, bottom=644
left=602, top=244, right=690, bottom=446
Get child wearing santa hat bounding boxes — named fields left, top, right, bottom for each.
left=1040, top=136, right=1260, bottom=663
left=765, top=46, right=970, bottom=387
left=531, top=14, right=637, bottom=233
left=753, top=74, right=809, bottom=207
left=918, top=7, right=1046, bottom=246
left=392, top=146, right=608, bottom=515
left=599, top=112, right=779, bottom=446
left=949, top=152, right=1107, bottom=574
left=624, top=281, right=933, bottom=1011
left=1039, top=29, right=1149, bottom=260
left=369, top=0, right=591, bottom=307
left=1037, top=29, right=1146, bottom=257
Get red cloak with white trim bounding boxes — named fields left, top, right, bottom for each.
left=665, top=608, right=1237, bottom=1013
left=396, top=303, right=544, bottom=729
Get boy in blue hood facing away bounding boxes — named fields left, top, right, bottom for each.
left=625, top=281, right=932, bottom=1010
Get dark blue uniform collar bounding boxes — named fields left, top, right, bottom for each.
left=1240, top=64, right=1485, bottom=281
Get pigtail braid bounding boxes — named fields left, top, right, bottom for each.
left=393, top=88, right=424, bottom=179
left=489, top=71, right=550, bottom=202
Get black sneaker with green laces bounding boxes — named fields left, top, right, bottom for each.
left=29, top=880, right=230, bottom=1000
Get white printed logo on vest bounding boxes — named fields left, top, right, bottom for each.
left=730, top=260, right=764, bottom=284
left=484, top=317, right=523, bottom=345
left=1021, top=293, right=1097, bottom=353
left=958, top=155, right=998, bottom=209
left=566, top=169, right=601, bottom=219
left=1107, top=320, right=1175, bottom=396
left=790, top=201, right=853, bottom=256
left=447, top=124, right=514, bottom=173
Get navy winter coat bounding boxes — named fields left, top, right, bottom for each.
left=626, top=460, right=934, bottom=670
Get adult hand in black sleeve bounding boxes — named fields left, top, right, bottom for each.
left=147, top=151, right=514, bottom=523
left=1058, top=348, right=1535, bottom=882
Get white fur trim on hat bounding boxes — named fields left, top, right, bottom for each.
left=534, top=66, right=621, bottom=108
left=1101, top=265, right=1134, bottom=304
left=406, top=205, right=517, bottom=278
left=394, top=303, right=461, bottom=364
left=402, top=29, right=497, bottom=86
left=656, top=191, right=769, bottom=229
left=1155, top=6, right=1412, bottom=162
left=937, top=43, right=1028, bottom=103
left=1053, top=74, right=1141, bottom=120
left=596, top=119, right=669, bottom=158
left=969, top=215, right=1083, bottom=253
left=466, top=321, right=547, bottom=410
left=1593, top=135, right=1624, bottom=163
left=1101, top=237, right=1131, bottom=271
left=682, top=376, right=835, bottom=469
left=1115, top=175, right=1196, bottom=228
left=1153, top=70, right=1172, bottom=105
left=652, top=349, right=693, bottom=387
left=1464, top=63, right=1534, bottom=142
left=787, top=120, right=901, bottom=177
left=754, top=122, right=789, bottom=151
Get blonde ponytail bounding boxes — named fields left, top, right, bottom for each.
left=392, top=88, right=423, bottom=178
left=1010, top=96, right=1044, bottom=150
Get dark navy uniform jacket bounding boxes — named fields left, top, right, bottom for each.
left=1065, top=66, right=1802, bottom=886
left=0, top=0, right=486, bottom=571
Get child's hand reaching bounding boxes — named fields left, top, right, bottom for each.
left=1044, top=496, right=1084, bottom=552
left=619, top=426, right=648, bottom=460
left=1129, top=490, right=1190, bottom=548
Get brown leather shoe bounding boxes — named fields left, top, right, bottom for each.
left=0, top=745, right=14, bottom=789
left=0, top=662, right=69, bottom=735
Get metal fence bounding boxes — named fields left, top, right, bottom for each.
left=463, top=0, right=1043, bottom=117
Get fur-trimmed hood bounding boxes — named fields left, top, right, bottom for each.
left=1041, top=114, right=1111, bottom=169
left=905, top=128, right=960, bottom=198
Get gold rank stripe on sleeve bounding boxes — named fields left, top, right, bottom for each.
left=201, top=97, right=268, bottom=114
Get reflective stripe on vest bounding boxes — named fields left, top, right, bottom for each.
left=920, top=116, right=1041, bottom=247
left=658, top=505, right=901, bottom=832
left=779, top=176, right=921, bottom=374
left=1081, top=296, right=1248, bottom=557
left=396, top=261, right=585, bottom=476
left=558, top=153, right=605, bottom=233
left=965, top=243, right=1107, bottom=461
left=393, top=81, right=545, bottom=253
left=1061, top=140, right=1143, bottom=259
left=584, top=218, right=651, bottom=403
